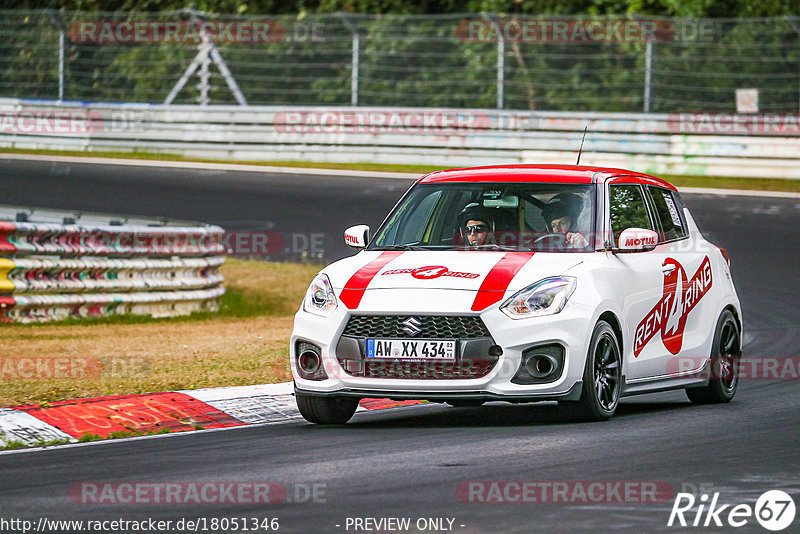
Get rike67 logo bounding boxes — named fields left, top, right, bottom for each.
left=634, top=256, right=713, bottom=357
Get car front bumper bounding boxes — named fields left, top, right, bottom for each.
left=290, top=294, right=595, bottom=401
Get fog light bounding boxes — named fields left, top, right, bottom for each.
left=524, top=353, right=558, bottom=378
left=295, top=341, right=328, bottom=380
left=299, top=351, right=320, bottom=373
left=512, top=344, right=565, bottom=384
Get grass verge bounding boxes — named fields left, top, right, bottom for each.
left=2, top=147, right=799, bottom=192
left=0, top=258, right=321, bottom=406
left=0, top=437, right=72, bottom=451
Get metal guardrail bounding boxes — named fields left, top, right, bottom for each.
left=0, top=99, right=798, bottom=178
left=0, top=205, right=226, bottom=323
left=2, top=12, right=799, bottom=113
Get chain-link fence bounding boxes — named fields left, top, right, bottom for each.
left=1, top=10, right=799, bottom=112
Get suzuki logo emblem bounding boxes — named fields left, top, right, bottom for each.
left=401, top=316, right=423, bottom=336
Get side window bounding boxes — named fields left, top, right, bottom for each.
left=609, top=184, right=653, bottom=246
left=647, top=186, right=687, bottom=242
left=374, top=189, right=441, bottom=246
left=397, top=190, right=441, bottom=243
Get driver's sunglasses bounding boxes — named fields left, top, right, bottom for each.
left=465, top=224, right=489, bottom=234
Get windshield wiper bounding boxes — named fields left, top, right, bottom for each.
left=470, top=244, right=521, bottom=251
left=372, top=244, right=431, bottom=251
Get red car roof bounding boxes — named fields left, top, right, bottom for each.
left=418, top=164, right=678, bottom=192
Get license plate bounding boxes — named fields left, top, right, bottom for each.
left=366, top=339, right=456, bottom=360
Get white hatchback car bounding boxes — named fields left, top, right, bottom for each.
left=291, top=165, right=742, bottom=423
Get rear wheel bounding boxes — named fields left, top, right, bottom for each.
left=295, top=393, right=359, bottom=424
left=686, top=310, right=740, bottom=404
left=560, top=320, right=621, bottom=421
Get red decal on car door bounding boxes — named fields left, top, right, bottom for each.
left=633, top=255, right=713, bottom=356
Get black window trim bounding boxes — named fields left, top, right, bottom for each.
left=644, top=185, right=690, bottom=245
left=606, top=181, right=657, bottom=248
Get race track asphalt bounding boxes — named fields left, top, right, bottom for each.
left=1, top=158, right=798, bottom=533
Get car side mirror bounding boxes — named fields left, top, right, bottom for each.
left=614, top=228, right=658, bottom=253
left=344, top=225, right=370, bottom=249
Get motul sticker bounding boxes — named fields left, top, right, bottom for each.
left=381, top=265, right=480, bottom=280
left=623, top=235, right=656, bottom=247
left=634, top=256, right=713, bottom=357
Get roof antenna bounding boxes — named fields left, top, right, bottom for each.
left=576, top=125, right=588, bottom=165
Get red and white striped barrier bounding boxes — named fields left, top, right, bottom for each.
left=0, top=382, right=426, bottom=447
left=0, top=206, right=226, bottom=323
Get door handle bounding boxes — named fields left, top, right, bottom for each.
left=662, top=263, right=676, bottom=275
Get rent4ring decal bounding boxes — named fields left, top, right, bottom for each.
left=381, top=265, right=480, bottom=280
left=634, top=256, right=713, bottom=357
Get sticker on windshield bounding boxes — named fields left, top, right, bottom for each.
left=662, top=192, right=682, bottom=227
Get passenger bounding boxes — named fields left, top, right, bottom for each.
left=542, top=193, right=588, bottom=248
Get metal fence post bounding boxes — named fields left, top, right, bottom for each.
left=58, top=29, right=65, bottom=101
left=787, top=16, right=800, bottom=112
left=644, top=39, right=653, bottom=113
left=497, top=38, right=505, bottom=110
left=339, top=12, right=360, bottom=106
left=644, top=40, right=653, bottom=113
left=352, top=32, right=360, bottom=106
left=198, top=40, right=211, bottom=105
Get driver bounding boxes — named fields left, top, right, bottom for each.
left=458, top=204, right=511, bottom=247
left=542, top=193, right=588, bottom=248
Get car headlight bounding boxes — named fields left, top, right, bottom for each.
left=500, top=276, right=576, bottom=319
left=303, top=273, right=338, bottom=316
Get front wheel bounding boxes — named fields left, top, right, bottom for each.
left=560, top=320, right=622, bottom=422
left=295, top=393, right=359, bottom=424
left=686, top=310, right=740, bottom=404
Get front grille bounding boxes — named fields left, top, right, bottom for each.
left=362, top=359, right=496, bottom=379
left=342, top=315, right=490, bottom=339
left=337, top=315, right=497, bottom=379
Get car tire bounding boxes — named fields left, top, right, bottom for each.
left=560, top=320, right=622, bottom=422
left=686, top=310, right=740, bottom=404
left=295, top=393, right=359, bottom=424
left=445, top=400, right=485, bottom=408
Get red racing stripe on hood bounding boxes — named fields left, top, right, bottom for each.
left=339, top=251, right=404, bottom=309
left=471, top=252, right=535, bottom=311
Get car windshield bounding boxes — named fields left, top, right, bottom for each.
left=370, top=183, right=596, bottom=252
